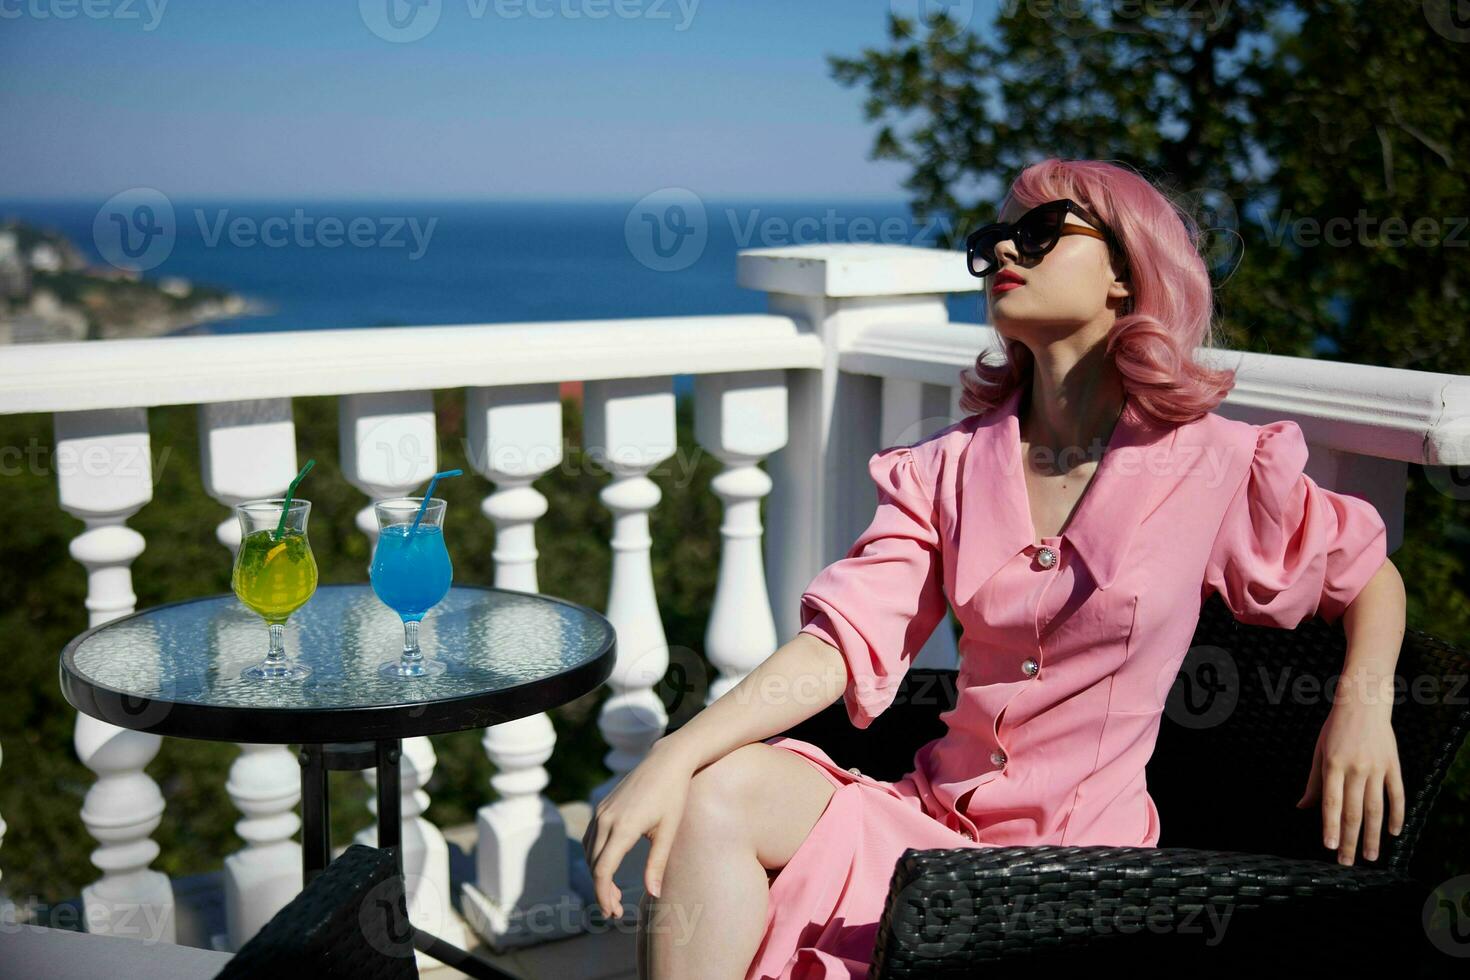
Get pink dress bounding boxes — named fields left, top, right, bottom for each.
left=745, top=385, right=1389, bottom=979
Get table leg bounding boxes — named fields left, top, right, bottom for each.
left=375, top=738, right=403, bottom=878
left=298, top=743, right=331, bottom=885
left=369, top=738, right=515, bottom=980
left=292, top=738, right=515, bottom=979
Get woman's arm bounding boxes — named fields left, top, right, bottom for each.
left=650, top=631, right=848, bottom=773
left=1294, top=557, right=1408, bottom=865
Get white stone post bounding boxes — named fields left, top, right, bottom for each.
left=197, top=398, right=305, bottom=951
left=582, top=375, right=676, bottom=916
left=692, top=371, right=789, bottom=701
left=458, top=384, right=585, bottom=949
left=54, top=408, right=175, bottom=943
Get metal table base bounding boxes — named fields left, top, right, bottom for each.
left=298, top=738, right=517, bottom=980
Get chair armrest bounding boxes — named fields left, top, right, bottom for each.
left=216, top=843, right=417, bottom=979
left=871, top=844, right=1422, bottom=977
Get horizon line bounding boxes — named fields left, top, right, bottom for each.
left=0, top=193, right=923, bottom=206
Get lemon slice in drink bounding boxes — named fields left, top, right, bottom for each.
left=264, top=540, right=289, bottom=564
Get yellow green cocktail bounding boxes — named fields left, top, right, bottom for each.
left=232, top=496, right=318, bottom=681
left=233, top=528, right=318, bottom=623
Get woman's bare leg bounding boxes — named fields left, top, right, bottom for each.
left=637, top=742, right=838, bottom=980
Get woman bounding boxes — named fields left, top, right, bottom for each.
left=581, top=158, right=1407, bottom=980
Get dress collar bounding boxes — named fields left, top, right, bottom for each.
left=952, top=384, right=1177, bottom=600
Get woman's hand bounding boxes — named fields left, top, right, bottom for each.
left=1295, top=701, right=1405, bottom=865
left=582, top=739, right=697, bottom=918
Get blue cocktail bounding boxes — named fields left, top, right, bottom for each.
left=370, top=496, right=452, bottom=678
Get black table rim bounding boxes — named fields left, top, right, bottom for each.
left=59, top=583, right=617, bottom=744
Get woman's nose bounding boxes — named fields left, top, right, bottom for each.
left=993, top=236, right=1020, bottom=266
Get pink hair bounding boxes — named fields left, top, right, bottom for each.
left=956, top=158, right=1236, bottom=426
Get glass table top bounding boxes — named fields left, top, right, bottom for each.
left=61, top=584, right=616, bottom=740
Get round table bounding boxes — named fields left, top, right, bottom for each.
left=60, top=583, right=617, bottom=978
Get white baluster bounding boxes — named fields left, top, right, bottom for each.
left=693, top=371, right=788, bottom=702
left=458, top=384, right=585, bottom=948
left=221, top=745, right=302, bottom=947
left=355, top=736, right=469, bottom=955
left=198, top=399, right=304, bottom=950
left=582, top=376, right=675, bottom=915
left=54, top=408, right=175, bottom=943
left=339, top=391, right=438, bottom=553
left=339, top=391, right=467, bottom=960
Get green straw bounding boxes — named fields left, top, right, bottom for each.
left=409, top=468, right=462, bottom=534
left=273, top=458, right=316, bottom=541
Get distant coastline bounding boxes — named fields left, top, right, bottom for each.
left=0, top=218, right=254, bottom=344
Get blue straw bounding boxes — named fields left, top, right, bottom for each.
left=409, top=469, right=462, bottom=534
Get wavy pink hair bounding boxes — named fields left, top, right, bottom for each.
left=956, top=158, right=1235, bottom=426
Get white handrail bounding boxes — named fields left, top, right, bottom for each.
left=0, top=315, right=819, bottom=413
left=843, top=321, right=1470, bottom=465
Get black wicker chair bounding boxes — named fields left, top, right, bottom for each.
left=215, top=843, right=417, bottom=979
left=773, top=593, right=1470, bottom=977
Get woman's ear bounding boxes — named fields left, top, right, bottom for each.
left=1108, top=271, right=1134, bottom=314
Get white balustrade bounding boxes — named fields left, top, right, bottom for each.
left=54, top=408, right=175, bottom=944
left=339, top=391, right=468, bottom=960
left=693, top=371, right=789, bottom=702
left=459, top=384, right=585, bottom=949
left=582, top=375, right=677, bottom=915
left=197, top=398, right=305, bottom=951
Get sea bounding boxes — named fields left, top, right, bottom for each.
left=0, top=198, right=986, bottom=397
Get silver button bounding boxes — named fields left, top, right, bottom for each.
left=960, top=828, right=975, bottom=841
left=990, top=749, right=1007, bottom=767
left=1036, top=546, right=1057, bottom=569
left=1022, top=658, right=1039, bottom=677
left=846, top=766, right=862, bottom=776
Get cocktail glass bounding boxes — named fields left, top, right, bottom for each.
left=370, top=496, right=452, bottom=679
left=232, top=498, right=318, bottom=681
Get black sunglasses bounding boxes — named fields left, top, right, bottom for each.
left=965, top=199, right=1121, bottom=279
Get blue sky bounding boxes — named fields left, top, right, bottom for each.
left=2, top=0, right=1001, bottom=201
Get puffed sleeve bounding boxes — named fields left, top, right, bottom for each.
left=1202, top=419, right=1388, bottom=628
left=797, top=445, right=949, bottom=729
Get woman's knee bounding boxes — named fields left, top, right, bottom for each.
left=681, top=742, right=770, bottom=832
left=673, top=746, right=834, bottom=863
